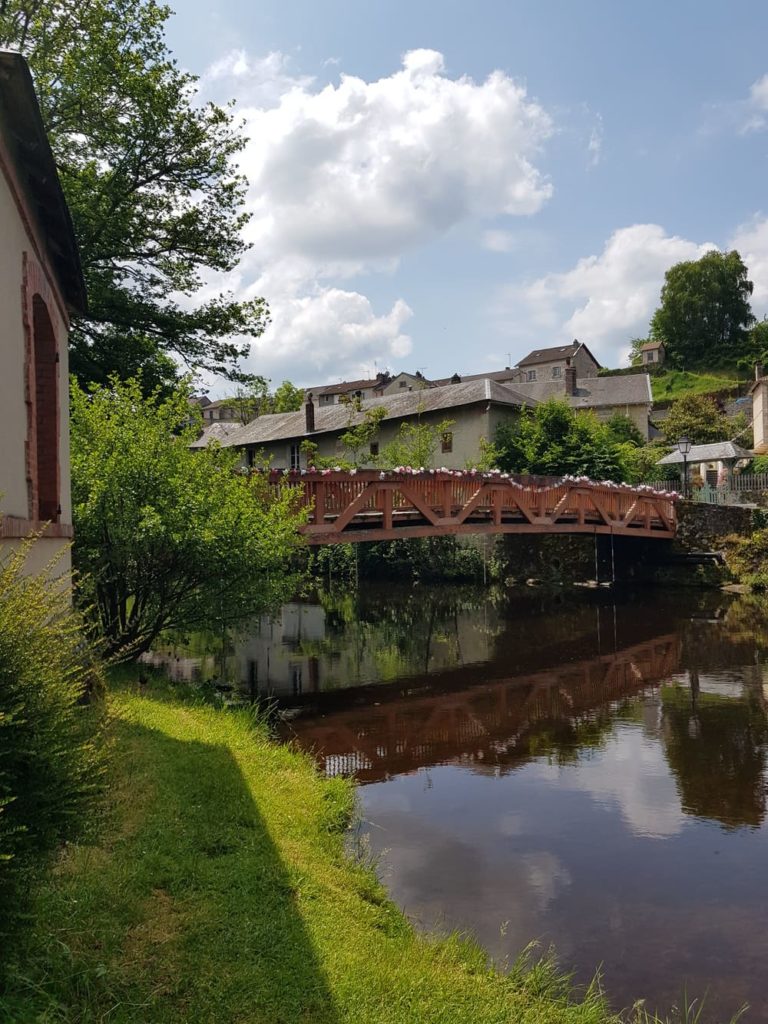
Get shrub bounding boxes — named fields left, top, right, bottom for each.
left=0, top=542, right=104, bottom=971
left=722, top=529, right=768, bottom=589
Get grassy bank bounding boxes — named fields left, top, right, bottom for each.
left=650, top=370, right=742, bottom=402
left=0, top=676, right=623, bottom=1024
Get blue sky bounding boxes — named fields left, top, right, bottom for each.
left=166, top=1, right=768, bottom=390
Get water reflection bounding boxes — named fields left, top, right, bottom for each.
left=145, top=586, right=768, bottom=1019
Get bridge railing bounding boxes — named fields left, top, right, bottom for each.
left=262, top=469, right=679, bottom=544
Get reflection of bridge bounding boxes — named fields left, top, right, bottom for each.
left=271, top=471, right=678, bottom=545
left=287, top=635, right=681, bottom=782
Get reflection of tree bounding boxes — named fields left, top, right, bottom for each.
left=661, top=680, right=768, bottom=828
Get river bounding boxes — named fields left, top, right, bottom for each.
left=146, top=584, right=768, bottom=1020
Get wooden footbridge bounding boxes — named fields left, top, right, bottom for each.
left=269, top=471, right=678, bottom=545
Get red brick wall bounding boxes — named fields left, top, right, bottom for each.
left=22, top=255, right=62, bottom=523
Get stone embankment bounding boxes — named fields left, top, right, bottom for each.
left=498, top=501, right=762, bottom=588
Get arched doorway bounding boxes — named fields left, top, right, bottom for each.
left=31, top=295, right=59, bottom=522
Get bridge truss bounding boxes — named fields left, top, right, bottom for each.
left=268, top=471, right=678, bottom=545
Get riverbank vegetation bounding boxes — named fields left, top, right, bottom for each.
left=0, top=672, right=692, bottom=1024
left=0, top=544, right=104, bottom=976
left=71, top=379, right=306, bottom=659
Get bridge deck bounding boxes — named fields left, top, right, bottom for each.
left=268, top=471, right=678, bottom=545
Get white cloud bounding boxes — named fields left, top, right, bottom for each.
left=507, top=224, right=716, bottom=367
left=482, top=229, right=517, bottom=253
left=195, top=48, right=555, bottom=387
left=236, top=48, right=554, bottom=264
left=587, top=114, right=603, bottom=167
left=730, top=214, right=768, bottom=313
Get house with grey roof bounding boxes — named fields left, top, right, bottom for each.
left=510, top=367, right=653, bottom=438
left=215, top=379, right=536, bottom=471
left=515, top=340, right=601, bottom=383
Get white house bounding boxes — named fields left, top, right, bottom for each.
left=0, top=52, right=86, bottom=575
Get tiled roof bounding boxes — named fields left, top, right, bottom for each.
left=508, top=373, right=652, bottom=408
left=308, top=377, right=383, bottom=396
left=517, top=344, right=579, bottom=367
left=640, top=341, right=664, bottom=351
left=189, top=422, right=243, bottom=449
left=220, top=379, right=536, bottom=448
left=657, top=441, right=754, bottom=465
left=0, top=51, right=87, bottom=312
left=432, top=368, right=520, bottom=386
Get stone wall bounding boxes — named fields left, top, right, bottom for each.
left=675, top=501, right=758, bottom=551
left=496, top=502, right=761, bottom=589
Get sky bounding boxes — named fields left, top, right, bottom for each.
left=164, top=0, right=768, bottom=392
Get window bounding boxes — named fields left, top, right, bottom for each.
left=526, top=369, right=537, bottom=382
left=31, top=295, right=59, bottom=521
left=289, top=443, right=301, bottom=470
left=551, top=366, right=562, bottom=379
left=441, top=431, right=453, bottom=453
left=370, top=442, right=379, bottom=458
left=399, top=380, right=408, bottom=388
left=646, top=350, right=656, bottom=362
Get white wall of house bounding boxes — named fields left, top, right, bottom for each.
left=0, top=152, right=73, bottom=575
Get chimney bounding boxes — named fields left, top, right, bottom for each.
left=564, top=358, right=577, bottom=396
left=756, top=364, right=764, bottom=381
left=305, top=393, right=315, bottom=433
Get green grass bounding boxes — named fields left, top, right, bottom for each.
left=0, top=677, right=740, bottom=1023
left=650, top=370, right=743, bottom=402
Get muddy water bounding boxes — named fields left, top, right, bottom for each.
left=148, top=586, right=768, bottom=1019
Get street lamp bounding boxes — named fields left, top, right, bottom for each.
left=677, top=435, right=691, bottom=498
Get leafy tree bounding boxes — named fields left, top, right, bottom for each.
left=495, top=400, right=630, bottom=480
left=650, top=250, right=754, bottom=369
left=623, top=441, right=674, bottom=484
left=0, top=544, right=104, bottom=965
left=380, top=413, right=456, bottom=469
left=662, top=393, right=731, bottom=445
left=272, top=380, right=305, bottom=413
left=605, top=413, right=646, bottom=447
left=221, top=378, right=305, bottom=424
left=0, top=0, right=267, bottom=387
left=70, top=378, right=306, bottom=657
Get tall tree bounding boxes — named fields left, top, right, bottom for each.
left=0, top=0, right=267, bottom=388
left=650, top=250, right=754, bottom=369
left=662, top=394, right=732, bottom=446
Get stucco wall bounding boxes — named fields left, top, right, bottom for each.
left=0, top=159, right=73, bottom=574
left=247, top=402, right=520, bottom=470
left=753, top=383, right=768, bottom=454
left=590, top=402, right=650, bottom=439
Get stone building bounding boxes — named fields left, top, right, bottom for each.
left=514, top=340, right=601, bottom=383
left=0, top=52, right=86, bottom=575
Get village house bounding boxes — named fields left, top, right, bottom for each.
left=513, top=340, right=601, bottom=383
left=204, top=379, right=536, bottom=471
left=510, top=362, right=654, bottom=439
left=0, top=52, right=86, bottom=575
left=639, top=340, right=665, bottom=366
